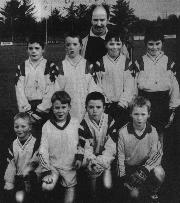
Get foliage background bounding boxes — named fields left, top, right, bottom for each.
left=0, top=0, right=179, bottom=42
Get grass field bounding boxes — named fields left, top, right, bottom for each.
left=0, top=39, right=179, bottom=202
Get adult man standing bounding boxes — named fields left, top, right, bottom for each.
left=81, top=4, right=129, bottom=64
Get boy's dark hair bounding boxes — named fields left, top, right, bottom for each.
left=85, top=91, right=105, bottom=107
left=130, top=96, right=151, bottom=114
left=64, top=31, right=82, bottom=45
left=51, top=91, right=71, bottom=105
left=105, top=30, right=125, bottom=44
left=144, top=26, right=164, bottom=44
left=14, top=112, right=32, bottom=127
left=28, top=34, right=45, bottom=49
left=90, top=3, right=110, bottom=19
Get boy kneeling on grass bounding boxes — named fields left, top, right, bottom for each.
left=4, top=112, right=40, bottom=202
left=76, top=91, right=117, bottom=202
left=39, top=91, right=79, bottom=203
left=117, top=96, right=165, bottom=203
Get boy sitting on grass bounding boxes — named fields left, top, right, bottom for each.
left=117, top=96, right=165, bottom=203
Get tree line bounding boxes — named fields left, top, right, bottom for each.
left=0, top=0, right=179, bottom=42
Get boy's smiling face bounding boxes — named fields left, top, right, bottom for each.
left=28, top=42, right=44, bottom=62
left=65, top=37, right=81, bottom=59
left=52, top=100, right=71, bottom=123
left=86, top=100, right=104, bottom=124
left=146, top=40, right=163, bottom=57
left=131, top=105, right=150, bottom=131
left=106, top=37, right=122, bottom=59
left=14, top=118, right=31, bottom=141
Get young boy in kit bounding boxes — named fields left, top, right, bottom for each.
left=117, top=96, right=165, bottom=202
left=76, top=91, right=116, bottom=202
left=39, top=91, right=79, bottom=203
left=4, top=112, right=40, bottom=202
left=57, top=32, right=100, bottom=122
left=94, top=30, right=135, bottom=129
left=15, top=34, right=59, bottom=124
left=134, top=26, right=180, bottom=135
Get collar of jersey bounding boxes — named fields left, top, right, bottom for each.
left=66, top=55, right=83, bottom=67
left=85, top=112, right=106, bottom=132
left=28, top=57, right=45, bottom=68
left=50, top=113, right=71, bottom=130
left=106, top=53, right=122, bottom=64
left=89, top=28, right=108, bottom=40
left=145, top=51, right=164, bottom=64
left=127, top=122, right=152, bottom=140
left=17, top=134, right=33, bottom=149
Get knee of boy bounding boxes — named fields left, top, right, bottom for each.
left=42, top=181, right=56, bottom=191
left=129, top=188, right=140, bottom=199
left=152, top=166, right=165, bottom=184
left=103, top=169, right=112, bottom=189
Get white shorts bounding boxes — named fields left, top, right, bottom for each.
left=58, top=169, right=77, bottom=188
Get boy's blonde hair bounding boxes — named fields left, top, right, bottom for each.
left=14, top=112, right=32, bottom=127
left=130, top=96, right=151, bottom=114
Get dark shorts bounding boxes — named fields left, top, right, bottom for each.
left=139, top=90, right=170, bottom=133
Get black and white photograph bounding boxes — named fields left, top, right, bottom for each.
left=0, top=0, right=180, bottom=202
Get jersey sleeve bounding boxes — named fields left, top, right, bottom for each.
left=96, top=119, right=117, bottom=168
left=37, top=62, right=60, bottom=112
left=117, top=130, right=126, bottom=177
left=122, top=44, right=130, bottom=59
left=86, top=60, right=103, bottom=94
left=88, top=74, right=102, bottom=94
left=55, top=60, right=67, bottom=92
left=39, top=124, right=56, bottom=173
left=29, top=138, right=40, bottom=170
left=143, top=128, right=163, bottom=171
left=77, top=120, right=96, bottom=165
left=15, top=64, right=31, bottom=112
left=169, top=72, right=180, bottom=109
left=119, top=59, right=136, bottom=108
left=4, top=144, right=16, bottom=189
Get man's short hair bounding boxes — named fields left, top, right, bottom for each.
left=90, top=4, right=110, bottom=19
left=144, top=26, right=164, bottom=44
left=85, top=91, right=105, bottom=107
left=130, top=96, right=151, bottom=114
left=51, top=91, right=71, bottom=105
left=28, top=34, right=45, bottom=49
